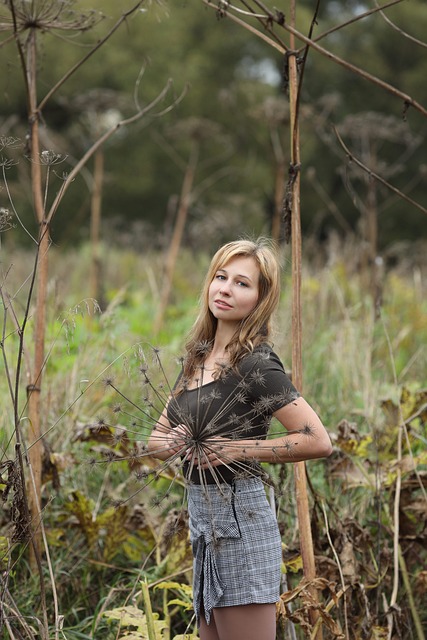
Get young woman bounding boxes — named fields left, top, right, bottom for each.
left=148, top=238, right=332, bottom=640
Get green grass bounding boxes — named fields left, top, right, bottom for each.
left=0, top=241, right=426, bottom=639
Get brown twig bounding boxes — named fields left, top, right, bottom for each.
left=204, top=0, right=427, bottom=119
left=374, top=0, right=427, bottom=50
left=333, top=126, right=427, bottom=215
left=304, top=0, right=405, bottom=52
left=46, top=79, right=187, bottom=224
left=38, top=1, right=147, bottom=111
left=321, top=501, right=349, bottom=639
left=203, top=0, right=287, bottom=53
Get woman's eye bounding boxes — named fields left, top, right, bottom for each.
left=237, top=280, right=248, bottom=287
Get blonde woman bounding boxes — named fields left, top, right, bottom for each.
left=148, top=238, right=332, bottom=640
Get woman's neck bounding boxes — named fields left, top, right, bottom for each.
left=212, top=321, right=237, bottom=353
left=203, top=326, right=235, bottom=368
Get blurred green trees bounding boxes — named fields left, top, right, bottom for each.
left=1, top=0, right=426, bottom=249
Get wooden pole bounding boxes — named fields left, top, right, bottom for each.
left=26, top=26, right=47, bottom=566
left=90, top=149, right=104, bottom=305
left=288, top=1, right=322, bottom=636
left=154, top=141, right=199, bottom=334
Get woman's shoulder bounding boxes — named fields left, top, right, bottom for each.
left=238, top=343, right=287, bottom=375
left=237, top=343, right=300, bottom=408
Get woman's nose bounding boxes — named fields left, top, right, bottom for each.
left=219, top=281, right=231, bottom=295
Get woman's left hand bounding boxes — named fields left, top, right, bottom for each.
left=186, top=436, right=241, bottom=469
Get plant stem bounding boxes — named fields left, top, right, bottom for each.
left=398, top=546, right=425, bottom=640
left=141, top=579, right=158, bottom=640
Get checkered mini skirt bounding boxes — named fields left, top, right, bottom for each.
left=187, top=476, right=282, bottom=625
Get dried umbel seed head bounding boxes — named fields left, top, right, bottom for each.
left=0, top=208, right=14, bottom=232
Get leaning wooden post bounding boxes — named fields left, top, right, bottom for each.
left=288, top=1, right=322, bottom=636
left=26, top=25, right=47, bottom=566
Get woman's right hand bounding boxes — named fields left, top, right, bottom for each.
left=165, top=424, right=190, bottom=457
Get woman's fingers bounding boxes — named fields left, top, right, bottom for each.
left=181, top=435, right=239, bottom=468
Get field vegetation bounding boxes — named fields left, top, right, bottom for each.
left=1, top=239, right=426, bottom=639
left=1, top=0, right=427, bottom=638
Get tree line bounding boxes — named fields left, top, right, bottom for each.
left=1, top=0, right=426, bottom=252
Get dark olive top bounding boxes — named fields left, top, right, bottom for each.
left=167, top=345, right=300, bottom=484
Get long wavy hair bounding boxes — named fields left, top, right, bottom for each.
left=180, top=238, right=281, bottom=387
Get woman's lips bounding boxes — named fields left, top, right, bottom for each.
left=214, top=299, right=232, bottom=309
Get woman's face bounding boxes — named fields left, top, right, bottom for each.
left=208, top=255, right=260, bottom=325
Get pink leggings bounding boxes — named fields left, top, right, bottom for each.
left=199, top=603, right=276, bottom=640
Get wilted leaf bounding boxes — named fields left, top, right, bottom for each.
left=282, top=553, right=303, bottom=574
left=122, top=533, right=155, bottom=562
left=155, top=582, right=193, bottom=611
left=155, top=581, right=191, bottom=592
left=66, top=491, right=98, bottom=548
left=98, top=504, right=129, bottom=561
left=0, top=536, right=9, bottom=570
left=163, top=529, right=192, bottom=576
left=45, top=528, right=66, bottom=546
left=381, top=387, right=427, bottom=428
left=339, top=539, right=357, bottom=582
left=103, top=605, right=168, bottom=639
left=103, top=605, right=147, bottom=626
left=370, top=625, right=389, bottom=639
left=415, top=570, right=427, bottom=595
left=167, top=598, right=193, bottom=610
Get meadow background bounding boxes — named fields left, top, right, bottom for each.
left=1, top=1, right=426, bottom=639
left=1, top=239, right=425, bottom=639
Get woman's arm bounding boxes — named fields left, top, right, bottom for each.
left=195, top=397, right=332, bottom=468
left=147, top=409, right=189, bottom=461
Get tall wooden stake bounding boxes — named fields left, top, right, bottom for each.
left=27, top=26, right=47, bottom=566
left=154, top=141, right=199, bottom=334
left=289, top=1, right=322, bottom=636
left=90, top=149, right=104, bottom=305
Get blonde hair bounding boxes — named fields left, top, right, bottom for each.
left=181, top=238, right=281, bottom=385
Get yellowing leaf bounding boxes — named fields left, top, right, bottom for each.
left=282, top=554, right=303, bottom=574
left=103, top=605, right=147, bottom=626
left=122, top=533, right=154, bottom=562
left=353, top=435, right=373, bottom=457
left=45, top=528, right=66, bottom=546
left=0, top=536, right=9, bottom=571
left=155, top=581, right=192, bottom=597
left=103, top=606, right=168, bottom=639
left=167, top=599, right=193, bottom=610
left=155, top=581, right=184, bottom=591
left=370, top=626, right=389, bottom=639
left=98, top=505, right=129, bottom=561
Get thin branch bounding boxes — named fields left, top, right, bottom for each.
left=306, top=0, right=405, bottom=52
left=242, top=0, right=401, bottom=51
left=321, top=501, right=349, bottom=640
left=291, top=0, right=321, bottom=151
left=8, top=0, right=30, bottom=113
left=2, top=165, right=38, bottom=244
left=45, top=80, right=187, bottom=224
left=27, top=468, right=62, bottom=640
left=333, top=126, right=427, bottom=215
left=203, top=0, right=287, bottom=53
left=398, top=546, right=426, bottom=640
left=206, top=0, right=427, bottom=119
left=0, top=32, right=16, bottom=48
left=38, top=1, right=147, bottom=111
left=279, top=11, right=427, bottom=119
left=0, top=284, right=33, bottom=411
left=374, top=0, right=427, bottom=50
left=235, top=0, right=289, bottom=51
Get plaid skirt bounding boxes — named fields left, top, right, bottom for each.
left=187, top=477, right=282, bottom=625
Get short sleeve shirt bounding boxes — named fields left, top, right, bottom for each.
left=167, top=344, right=300, bottom=483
